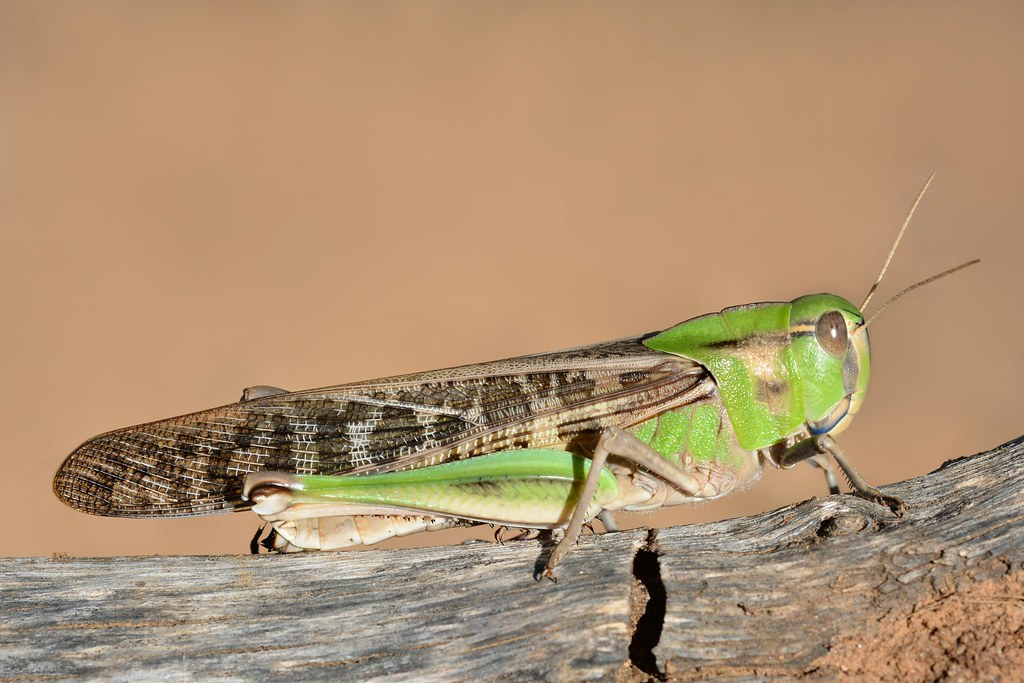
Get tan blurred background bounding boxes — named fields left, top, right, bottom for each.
left=2, top=2, right=1021, bottom=558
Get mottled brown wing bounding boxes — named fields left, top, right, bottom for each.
left=54, top=336, right=712, bottom=517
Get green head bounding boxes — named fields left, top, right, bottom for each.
left=645, top=175, right=977, bottom=452
left=787, top=294, right=869, bottom=438
left=642, top=295, right=870, bottom=451
left=787, top=175, right=979, bottom=438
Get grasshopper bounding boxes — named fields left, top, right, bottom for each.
left=54, top=176, right=976, bottom=578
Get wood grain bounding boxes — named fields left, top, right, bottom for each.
left=3, top=436, right=1022, bottom=681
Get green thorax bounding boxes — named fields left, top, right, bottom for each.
left=643, top=295, right=869, bottom=451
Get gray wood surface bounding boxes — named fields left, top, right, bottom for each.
left=2, top=436, right=1022, bottom=682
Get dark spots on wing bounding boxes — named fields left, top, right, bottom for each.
left=58, top=360, right=705, bottom=516
left=219, top=475, right=247, bottom=507
left=270, top=414, right=292, bottom=450
left=618, top=370, right=648, bottom=385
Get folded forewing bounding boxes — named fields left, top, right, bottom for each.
left=54, top=336, right=713, bottom=517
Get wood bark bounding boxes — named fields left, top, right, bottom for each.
left=2, top=436, right=1022, bottom=682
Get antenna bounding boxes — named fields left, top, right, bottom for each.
left=861, top=259, right=980, bottom=330
left=860, top=172, right=936, bottom=312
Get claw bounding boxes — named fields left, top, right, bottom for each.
left=858, top=488, right=906, bottom=517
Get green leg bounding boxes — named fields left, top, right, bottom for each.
left=543, top=426, right=702, bottom=580
left=245, top=449, right=624, bottom=536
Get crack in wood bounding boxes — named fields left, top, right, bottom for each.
left=627, top=528, right=667, bottom=681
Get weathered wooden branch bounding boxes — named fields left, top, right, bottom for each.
left=3, top=436, right=1023, bottom=681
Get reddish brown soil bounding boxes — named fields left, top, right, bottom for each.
left=620, top=571, right=1024, bottom=682
left=813, top=572, right=1024, bottom=682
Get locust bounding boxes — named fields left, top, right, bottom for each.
left=54, top=176, right=977, bottom=579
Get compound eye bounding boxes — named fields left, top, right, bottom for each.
left=815, top=311, right=848, bottom=358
